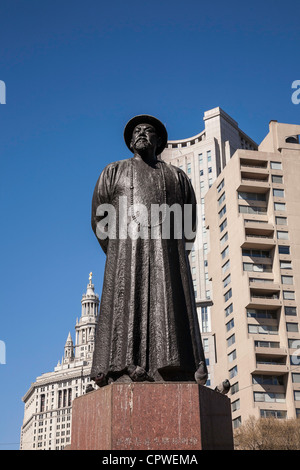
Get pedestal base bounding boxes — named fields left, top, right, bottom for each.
left=70, top=383, right=233, bottom=450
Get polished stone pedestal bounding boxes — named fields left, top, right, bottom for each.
left=70, top=382, right=233, bottom=450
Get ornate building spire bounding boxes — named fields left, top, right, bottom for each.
left=74, top=273, right=99, bottom=361
left=64, top=332, right=74, bottom=363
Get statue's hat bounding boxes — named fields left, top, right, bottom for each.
left=124, top=114, right=168, bottom=155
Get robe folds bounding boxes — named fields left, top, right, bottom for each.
left=91, top=154, right=206, bottom=382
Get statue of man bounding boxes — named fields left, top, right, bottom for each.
left=91, top=115, right=208, bottom=387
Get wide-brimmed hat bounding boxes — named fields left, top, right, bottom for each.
left=124, top=114, right=168, bottom=155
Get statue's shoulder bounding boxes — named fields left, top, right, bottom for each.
left=102, top=157, right=130, bottom=172
left=99, top=157, right=131, bottom=178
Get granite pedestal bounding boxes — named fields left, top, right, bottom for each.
left=70, top=382, right=233, bottom=450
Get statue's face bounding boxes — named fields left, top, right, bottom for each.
left=130, top=123, right=161, bottom=154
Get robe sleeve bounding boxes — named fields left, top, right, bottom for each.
left=91, top=163, right=118, bottom=254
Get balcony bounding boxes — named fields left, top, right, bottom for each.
left=244, top=220, right=274, bottom=233
left=253, top=357, right=288, bottom=375
left=251, top=347, right=288, bottom=374
left=240, top=159, right=268, bottom=173
left=241, top=170, right=269, bottom=182
left=242, top=235, right=276, bottom=250
left=247, top=293, right=282, bottom=309
left=238, top=179, right=271, bottom=193
left=249, top=280, right=280, bottom=291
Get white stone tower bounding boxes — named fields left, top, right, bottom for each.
left=75, top=272, right=99, bottom=362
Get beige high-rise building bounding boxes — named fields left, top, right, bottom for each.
left=161, top=107, right=257, bottom=385
left=205, top=120, right=300, bottom=428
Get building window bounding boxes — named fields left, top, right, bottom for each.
left=227, top=334, right=235, bottom=347
left=222, top=260, right=230, bottom=274
left=277, top=230, right=289, bottom=240
left=217, top=179, right=225, bottom=193
left=207, top=150, right=211, bottom=161
left=278, top=245, right=290, bottom=254
left=226, top=318, right=234, bottom=332
left=243, top=262, right=272, bottom=273
left=218, top=192, right=225, bottom=206
left=283, top=291, right=295, bottom=300
left=260, top=410, right=287, bottom=419
left=221, top=246, right=229, bottom=259
left=225, top=303, right=233, bottom=317
left=228, top=349, right=236, bottom=362
left=233, top=416, right=242, bottom=429
left=272, top=175, right=283, bottom=183
left=273, top=188, right=285, bottom=198
left=220, top=219, right=227, bottom=233
left=193, top=279, right=197, bottom=297
left=270, top=161, right=282, bottom=170
left=292, top=373, right=300, bottom=383
left=281, top=275, right=293, bottom=285
left=224, top=289, right=232, bottom=302
left=40, top=394, right=45, bottom=413
left=220, top=232, right=228, bottom=246
left=232, top=399, right=240, bottom=412
left=247, top=309, right=277, bottom=319
left=280, top=260, right=292, bottom=269
left=288, top=338, right=300, bottom=348
left=254, top=392, right=285, bottom=403
left=275, top=216, right=287, bottom=225
left=231, top=382, right=239, bottom=395
left=253, top=375, right=283, bottom=385
left=238, top=191, right=266, bottom=201
left=239, top=205, right=267, bottom=215
left=242, top=248, right=270, bottom=258
left=203, top=338, right=209, bottom=353
left=187, top=163, right=191, bottom=174
left=248, top=324, right=278, bottom=335
left=229, top=365, right=238, bottom=379
left=286, top=322, right=299, bottom=332
left=285, top=306, right=297, bottom=316
left=274, top=202, right=286, bottom=211
left=201, top=307, right=209, bottom=332
left=254, top=340, right=280, bottom=348
left=219, top=205, right=227, bottom=219
left=223, top=274, right=231, bottom=288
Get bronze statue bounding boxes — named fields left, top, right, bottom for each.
left=90, top=115, right=208, bottom=386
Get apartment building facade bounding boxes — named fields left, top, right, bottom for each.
left=161, top=107, right=257, bottom=385
left=205, top=120, right=300, bottom=428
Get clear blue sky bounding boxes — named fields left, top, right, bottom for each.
left=0, top=0, right=299, bottom=450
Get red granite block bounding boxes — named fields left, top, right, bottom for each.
left=70, top=383, right=233, bottom=450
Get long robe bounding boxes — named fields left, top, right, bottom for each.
left=91, top=154, right=206, bottom=382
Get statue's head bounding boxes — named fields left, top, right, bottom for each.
left=124, top=115, right=168, bottom=156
